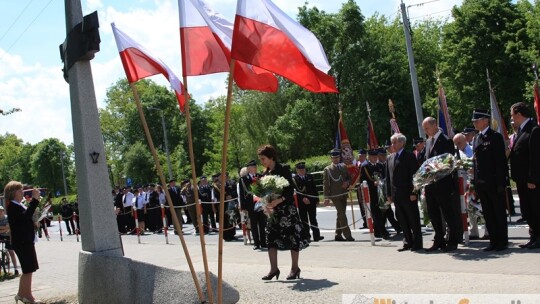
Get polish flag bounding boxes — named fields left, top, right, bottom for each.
left=231, top=0, right=338, bottom=93
left=111, top=23, right=186, bottom=112
left=179, top=0, right=278, bottom=92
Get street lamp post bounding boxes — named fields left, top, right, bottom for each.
left=60, top=151, right=68, bottom=196
left=147, top=107, right=173, bottom=180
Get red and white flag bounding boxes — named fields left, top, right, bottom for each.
left=111, top=23, right=186, bottom=112
left=179, top=0, right=278, bottom=92
left=231, top=0, right=338, bottom=93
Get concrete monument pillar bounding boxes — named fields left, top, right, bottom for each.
left=63, top=0, right=122, bottom=255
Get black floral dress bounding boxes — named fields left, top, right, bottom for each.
left=264, top=163, right=310, bottom=251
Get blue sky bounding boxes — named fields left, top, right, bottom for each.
left=0, top=0, right=460, bottom=145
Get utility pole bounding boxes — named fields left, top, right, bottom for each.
left=147, top=107, right=173, bottom=180
left=401, top=1, right=425, bottom=138
left=60, top=151, right=68, bottom=196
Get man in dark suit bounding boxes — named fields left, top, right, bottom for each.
left=239, top=160, right=266, bottom=249
left=386, top=133, right=422, bottom=251
left=421, top=117, right=462, bottom=252
left=293, top=162, right=323, bottom=242
left=472, top=109, right=509, bottom=251
left=168, top=179, right=185, bottom=233
left=509, top=102, right=540, bottom=249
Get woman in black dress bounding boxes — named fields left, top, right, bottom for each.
left=257, top=145, right=309, bottom=280
left=4, top=181, right=41, bottom=303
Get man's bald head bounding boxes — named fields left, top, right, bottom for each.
left=453, top=133, right=467, bottom=151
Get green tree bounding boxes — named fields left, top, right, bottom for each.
left=0, top=133, right=24, bottom=187
left=30, top=138, right=70, bottom=195
left=441, top=0, right=531, bottom=130
left=123, top=142, right=155, bottom=186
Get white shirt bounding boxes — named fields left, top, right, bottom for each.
left=426, top=129, right=442, bottom=155
left=135, top=194, right=147, bottom=210
left=122, top=192, right=135, bottom=208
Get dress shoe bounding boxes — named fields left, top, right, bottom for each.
left=286, top=268, right=301, bottom=280
left=253, top=245, right=261, bottom=250
left=411, top=246, right=423, bottom=252
left=397, top=245, right=412, bottom=252
left=518, top=240, right=534, bottom=248
left=495, top=245, right=508, bottom=251
left=313, top=236, right=324, bottom=242
left=262, top=269, right=280, bottom=281
left=480, top=235, right=490, bottom=240
left=382, top=234, right=391, bottom=240
left=469, top=235, right=480, bottom=240
left=425, top=244, right=445, bottom=252
left=526, top=240, right=540, bottom=249
left=334, top=235, right=346, bottom=242
left=443, top=244, right=458, bottom=252
left=516, top=218, right=525, bottom=223
left=345, top=236, right=355, bottom=242
left=483, top=245, right=497, bottom=252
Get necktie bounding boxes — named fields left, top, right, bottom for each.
left=429, top=137, right=435, bottom=156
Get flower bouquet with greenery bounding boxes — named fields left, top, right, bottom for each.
left=413, top=153, right=456, bottom=190
left=251, top=175, right=290, bottom=222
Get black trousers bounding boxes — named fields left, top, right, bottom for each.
left=202, top=203, right=216, bottom=232
left=249, top=210, right=267, bottom=246
left=394, top=197, right=422, bottom=249
left=477, top=185, right=508, bottom=247
left=63, top=218, right=76, bottom=234
left=298, top=202, right=321, bottom=240
left=367, top=189, right=388, bottom=237
left=357, top=187, right=367, bottom=228
left=383, top=207, right=401, bottom=232
left=516, top=182, right=540, bottom=241
left=425, top=186, right=462, bottom=246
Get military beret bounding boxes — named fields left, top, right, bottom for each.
left=168, top=179, right=176, bottom=183
left=462, top=127, right=476, bottom=134
left=246, top=159, right=257, bottom=167
left=295, top=162, right=306, bottom=169
left=200, top=176, right=207, bottom=181
left=377, top=148, right=387, bottom=155
left=358, top=148, right=367, bottom=155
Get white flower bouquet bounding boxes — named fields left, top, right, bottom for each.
left=251, top=175, right=290, bottom=222
left=413, top=153, right=472, bottom=190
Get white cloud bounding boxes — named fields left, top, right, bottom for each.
left=0, top=49, right=73, bottom=145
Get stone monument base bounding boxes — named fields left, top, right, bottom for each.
left=78, top=251, right=239, bottom=304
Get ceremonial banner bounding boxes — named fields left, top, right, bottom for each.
left=336, top=117, right=359, bottom=183
left=231, top=0, right=338, bottom=93
left=437, top=84, right=454, bottom=138
left=179, top=0, right=278, bottom=92
left=111, top=23, right=186, bottom=112
left=489, top=86, right=509, bottom=141
left=534, top=80, right=540, bottom=125
left=366, top=102, right=379, bottom=149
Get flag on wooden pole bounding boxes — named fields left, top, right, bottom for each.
left=111, top=23, right=186, bottom=112
left=487, top=69, right=509, bottom=142
left=179, top=0, right=278, bottom=92
left=231, top=0, right=338, bottom=93
left=533, top=64, right=540, bottom=125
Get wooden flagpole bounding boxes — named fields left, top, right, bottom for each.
left=182, top=75, right=214, bottom=304
left=217, top=60, right=236, bottom=304
left=129, top=83, right=204, bottom=302
left=338, top=104, right=356, bottom=229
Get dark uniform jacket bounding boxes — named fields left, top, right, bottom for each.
left=423, top=133, right=456, bottom=193
left=292, top=173, right=319, bottom=205
left=472, top=128, right=508, bottom=191
left=239, top=174, right=261, bottom=212
left=386, top=150, right=419, bottom=200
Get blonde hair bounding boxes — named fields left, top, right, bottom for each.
left=3, top=181, right=23, bottom=202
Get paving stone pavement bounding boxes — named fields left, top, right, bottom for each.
left=1, top=207, right=539, bottom=304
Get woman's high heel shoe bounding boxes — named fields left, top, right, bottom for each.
left=286, top=268, right=301, bottom=280
left=14, top=295, right=42, bottom=304
left=262, top=269, right=280, bottom=280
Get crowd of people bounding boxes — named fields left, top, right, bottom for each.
left=111, top=102, right=540, bottom=257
